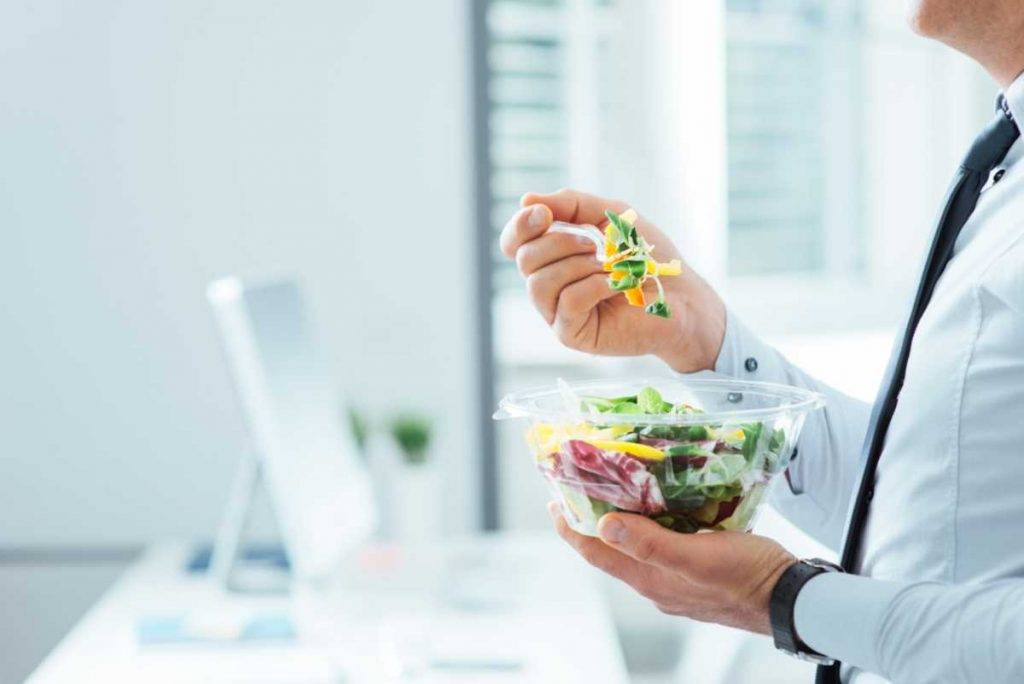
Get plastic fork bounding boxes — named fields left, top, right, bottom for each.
left=548, top=222, right=606, bottom=262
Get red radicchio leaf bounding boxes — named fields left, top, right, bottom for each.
left=547, top=440, right=667, bottom=516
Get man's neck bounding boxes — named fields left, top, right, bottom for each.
left=988, top=61, right=1024, bottom=90
left=973, top=32, right=1024, bottom=88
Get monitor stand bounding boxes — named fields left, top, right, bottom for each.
left=208, top=453, right=292, bottom=594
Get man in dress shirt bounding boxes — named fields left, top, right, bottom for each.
left=499, top=1, right=1024, bottom=682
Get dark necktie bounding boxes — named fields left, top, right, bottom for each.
left=816, top=99, right=1019, bottom=684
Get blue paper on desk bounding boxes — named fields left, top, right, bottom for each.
left=137, top=613, right=296, bottom=646
left=185, top=545, right=290, bottom=573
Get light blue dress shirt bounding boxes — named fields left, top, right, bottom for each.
left=713, top=72, right=1024, bottom=683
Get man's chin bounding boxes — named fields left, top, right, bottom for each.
left=906, top=6, right=932, bottom=38
left=905, top=0, right=953, bottom=39
left=909, top=0, right=962, bottom=40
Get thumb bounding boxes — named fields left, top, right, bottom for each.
left=597, top=512, right=707, bottom=571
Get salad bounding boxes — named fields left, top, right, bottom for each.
left=602, top=209, right=682, bottom=318
left=528, top=386, right=790, bottom=534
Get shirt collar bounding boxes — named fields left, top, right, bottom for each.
left=994, top=71, right=1024, bottom=171
left=1003, top=70, right=1024, bottom=129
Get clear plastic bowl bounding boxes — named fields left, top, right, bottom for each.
left=494, top=377, right=824, bottom=537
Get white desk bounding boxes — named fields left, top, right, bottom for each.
left=29, top=533, right=628, bottom=683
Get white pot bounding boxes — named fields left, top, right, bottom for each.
left=394, top=461, right=440, bottom=545
left=364, top=432, right=403, bottom=540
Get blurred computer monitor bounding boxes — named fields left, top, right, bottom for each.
left=207, top=276, right=376, bottom=582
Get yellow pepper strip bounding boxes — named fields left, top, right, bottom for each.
left=646, top=259, right=682, bottom=276
left=527, top=423, right=637, bottom=460
left=656, top=259, right=682, bottom=276
left=586, top=440, right=665, bottom=461
left=713, top=427, right=746, bottom=449
left=526, top=423, right=557, bottom=459
left=609, top=269, right=627, bottom=282
left=603, top=225, right=619, bottom=259
left=624, top=287, right=645, bottom=307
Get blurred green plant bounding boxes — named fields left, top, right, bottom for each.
left=388, top=414, right=432, bottom=466
left=347, top=406, right=368, bottom=455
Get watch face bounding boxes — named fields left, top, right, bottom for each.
left=804, top=557, right=844, bottom=572
left=794, top=651, right=837, bottom=666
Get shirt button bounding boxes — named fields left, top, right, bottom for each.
left=866, top=486, right=875, bottom=502
left=744, top=357, right=759, bottom=372
left=994, top=169, right=1006, bottom=183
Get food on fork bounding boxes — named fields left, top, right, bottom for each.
left=600, top=209, right=681, bottom=318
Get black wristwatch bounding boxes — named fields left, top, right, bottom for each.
left=769, top=558, right=843, bottom=665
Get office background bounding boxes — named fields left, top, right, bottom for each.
left=0, top=1, right=996, bottom=681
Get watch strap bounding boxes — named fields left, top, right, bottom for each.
left=770, top=559, right=837, bottom=663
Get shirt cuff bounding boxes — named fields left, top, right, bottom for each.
left=713, top=309, right=787, bottom=384
left=794, top=572, right=910, bottom=674
left=711, top=309, right=810, bottom=500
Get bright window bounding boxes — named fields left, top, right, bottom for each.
left=485, top=0, right=616, bottom=292
left=483, top=0, right=992, bottom=345
left=726, top=0, right=864, bottom=276
left=485, top=1, right=866, bottom=288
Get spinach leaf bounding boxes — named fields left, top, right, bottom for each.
left=666, top=444, right=712, bottom=458
left=687, top=425, right=709, bottom=441
left=645, top=300, right=671, bottom=318
left=605, top=210, right=634, bottom=244
left=665, top=494, right=708, bottom=513
left=605, top=209, right=641, bottom=249
left=609, top=274, right=640, bottom=291
left=637, top=386, right=667, bottom=413
left=612, top=401, right=643, bottom=414
left=612, top=259, right=647, bottom=277
left=741, top=422, right=764, bottom=460
left=628, top=226, right=639, bottom=245
left=708, top=453, right=748, bottom=482
left=661, top=482, right=707, bottom=510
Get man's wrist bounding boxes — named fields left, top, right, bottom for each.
left=655, top=285, right=726, bottom=373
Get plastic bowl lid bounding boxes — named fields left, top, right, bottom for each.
left=493, top=377, right=825, bottom=425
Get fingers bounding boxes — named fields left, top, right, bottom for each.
left=515, top=230, right=599, bottom=277
left=500, top=204, right=553, bottom=259
left=526, top=256, right=607, bottom=324
left=597, top=512, right=715, bottom=573
left=554, top=272, right=620, bottom=331
left=521, top=189, right=630, bottom=226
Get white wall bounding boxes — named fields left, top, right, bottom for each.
left=861, top=2, right=995, bottom=299
left=0, top=1, right=477, bottom=548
